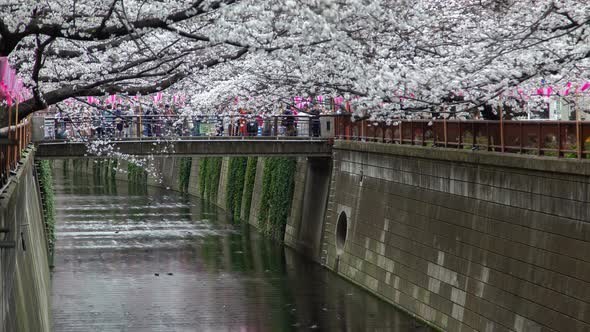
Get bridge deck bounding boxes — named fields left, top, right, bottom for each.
left=35, top=137, right=333, bottom=158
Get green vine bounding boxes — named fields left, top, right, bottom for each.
left=241, top=157, right=258, bottom=222
left=199, top=157, right=222, bottom=201
left=37, top=160, right=56, bottom=265
left=199, top=158, right=208, bottom=196
left=127, top=162, right=147, bottom=182
left=178, top=157, right=192, bottom=193
left=110, top=159, right=118, bottom=181
left=226, top=157, right=248, bottom=222
left=258, top=157, right=297, bottom=240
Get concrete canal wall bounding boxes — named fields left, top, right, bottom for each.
left=0, top=147, right=51, bottom=332
left=319, top=140, right=590, bottom=332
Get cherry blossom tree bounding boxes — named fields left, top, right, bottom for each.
left=191, top=0, right=590, bottom=120
left=1, top=0, right=589, bottom=130
left=0, top=0, right=253, bottom=128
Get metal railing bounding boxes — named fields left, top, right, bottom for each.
left=1, top=114, right=32, bottom=190
left=333, top=116, right=590, bottom=159
left=32, top=112, right=590, bottom=159
left=42, top=114, right=324, bottom=141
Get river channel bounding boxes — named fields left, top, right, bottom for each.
left=50, top=165, right=431, bottom=331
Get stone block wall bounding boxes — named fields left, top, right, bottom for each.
left=321, top=141, right=590, bottom=332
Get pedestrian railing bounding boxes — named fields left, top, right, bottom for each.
left=333, top=116, right=590, bottom=159
left=39, top=113, right=590, bottom=159
left=1, top=114, right=32, bottom=191
left=42, top=114, right=324, bottom=141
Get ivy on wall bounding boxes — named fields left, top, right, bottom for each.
left=258, top=157, right=297, bottom=240
left=241, top=157, right=258, bottom=222
left=92, top=159, right=118, bottom=183
left=199, top=158, right=208, bottom=196
left=178, top=157, right=192, bottom=193
left=226, top=157, right=248, bottom=221
left=127, top=162, right=147, bottom=182
left=37, top=160, right=56, bottom=264
left=199, top=157, right=223, bottom=201
left=109, top=159, right=118, bottom=180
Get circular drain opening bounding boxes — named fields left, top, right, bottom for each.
left=336, top=211, right=348, bottom=254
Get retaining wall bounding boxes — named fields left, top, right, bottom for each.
left=320, top=140, right=590, bottom=332
left=0, top=147, right=51, bottom=332
left=285, top=157, right=332, bottom=262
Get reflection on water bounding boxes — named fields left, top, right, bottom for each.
left=51, top=164, right=431, bottom=331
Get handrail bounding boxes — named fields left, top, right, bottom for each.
left=40, top=114, right=324, bottom=141
left=1, top=114, right=32, bottom=192
left=332, top=116, right=590, bottom=159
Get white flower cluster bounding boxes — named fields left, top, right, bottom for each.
left=2, top=0, right=588, bottom=124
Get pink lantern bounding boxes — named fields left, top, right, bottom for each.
left=563, top=82, right=572, bottom=96
left=543, top=86, right=553, bottom=97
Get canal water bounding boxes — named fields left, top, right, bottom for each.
left=51, top=165, right=431, bottom=331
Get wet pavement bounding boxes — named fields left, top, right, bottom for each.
left=51, top=165, right=432, bottom=331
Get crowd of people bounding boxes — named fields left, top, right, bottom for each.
left=48, top=103, right=325, bottom=140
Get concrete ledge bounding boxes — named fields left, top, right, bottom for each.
left=334, top=140, right=590, bottom=176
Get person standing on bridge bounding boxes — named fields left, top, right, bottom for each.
left=104, top=105, right=115, bottom=138
left=262, top=111, right=272, bottom=136
left=163, top=104, right=175, bottom=136
left=114, top=105, right=125, bottom=139
left=143, top=107, right=153, bottom=137
left=311, top=104, right=321, bottom=137
left=92, top=107, right=103, bottom=138
left=282, top=107, right=296, bottom=136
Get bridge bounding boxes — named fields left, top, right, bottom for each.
left=31, top=114, right=333, bottom=158
left=32, top=114, right=590, bottom=159
left=35, top=137, right=333, bottom=159
left=4, top=113, right=590, bottom=181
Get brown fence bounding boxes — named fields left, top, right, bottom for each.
left=1, top=114, right=32, bottom=190
left=333, top=116, right=590, bottom=158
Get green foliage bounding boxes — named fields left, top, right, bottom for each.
left=226, top=157, right=248, bottom=222
left=258, top=157, right=297, bottom=240
left=199, top=157, right=222, bottom=201
left=127, top=162, right=147, bottom=182
left=110, top=159, right=118, bottom=180
left=199, top=158, right=208, bottom=196
left=37, top=160, right=56, bottom=264
left=72, top=159, right=83, bottom=171
left=178, top=157, right=192, bottom=192
left=241, top=157, right=258, bottom=222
